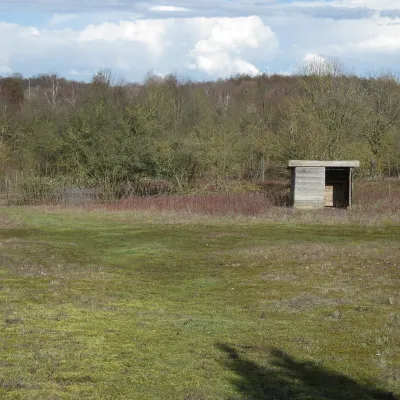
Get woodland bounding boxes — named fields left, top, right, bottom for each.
left=1, top=61, right=400, bottom=202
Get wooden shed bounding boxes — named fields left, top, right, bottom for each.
left=288, top=160, right=360, bottom=209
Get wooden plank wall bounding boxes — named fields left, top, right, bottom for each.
left=293, top=167, right=325, bottom=209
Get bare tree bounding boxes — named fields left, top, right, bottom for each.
left=359, top=70, right=400, bottom=177
left=0, top=104, right=18, bottom=168
left=92, top=68, right=112, bottom=87
left=298, top=56, right=347, bottom=77
left=64, top=82, right=78, bottom=107
left=216, top=92, right=230, bottom=119
left=42, top=74, right=61, bottom=110
left=278, top=59, right=365, bottom=161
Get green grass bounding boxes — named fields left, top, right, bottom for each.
left=0, top=208, right=399, bottom=399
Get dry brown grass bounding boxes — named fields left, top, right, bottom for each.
left=17, top=179, right=400, bottom=228
left=354, top=179, right=400, bottom=214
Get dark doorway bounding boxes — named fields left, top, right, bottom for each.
left=325, top=168, right=350, bottom=208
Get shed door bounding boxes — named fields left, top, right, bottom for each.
left=325, top=168, right=350, bottom=208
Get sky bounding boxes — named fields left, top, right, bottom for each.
left=1, top=0, right=400, bottom=82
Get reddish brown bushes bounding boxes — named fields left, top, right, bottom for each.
left=87, top=179, right=400, bottom=218
left=40, top=179, right=400, bottom=223
left=102, top=192, right=275, bottom=216
left=353, top=179, right=400, bottom=215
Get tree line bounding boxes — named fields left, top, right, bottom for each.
left=1, top=60, right=400, bottom=200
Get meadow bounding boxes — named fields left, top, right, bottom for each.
left=0, top=183, right=399, bottom=399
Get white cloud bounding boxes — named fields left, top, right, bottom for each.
left=352, top=35, right=400, bottom=51
left=0, top=23, right=17, bottom=75
left=262, top=9, right=400, bottom=73
left=0, top=65, right=12, bottom=74
left=69, top=68, right=92, bottom=76
left=0, top=16, right=277, bottom=80
left=190, top=53, right=260, bottom=76
left=149, top=5, right=189, bottom=12
left=281, top=0, right=400, bottom=10
left=2, top=1, right=400, bottom=81
left=188, top=16, right=278, bottom=76
left=329, top=0, right=400, bottom=10
left=315, top=15, right=400, bottom=55
left=28, top=27, right=41, bottom=36
left=78, top=16, right=278, bottom=76
left=79, top=20, right=170, bottom=57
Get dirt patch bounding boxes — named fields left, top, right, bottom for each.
left=272, top=293, right=347, bottom=313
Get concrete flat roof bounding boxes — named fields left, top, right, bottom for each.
left=288, top=160, right=360, bottom=168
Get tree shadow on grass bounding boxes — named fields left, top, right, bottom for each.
left=216, top=344, right=398, bottom=400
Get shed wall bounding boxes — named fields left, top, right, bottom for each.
left=293, top=167, right=325, bottom=209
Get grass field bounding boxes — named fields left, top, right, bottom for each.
left=0, top=207, right=399, bottom=399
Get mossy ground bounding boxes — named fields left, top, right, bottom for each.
left=0, top=208, right=399, bottom=399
